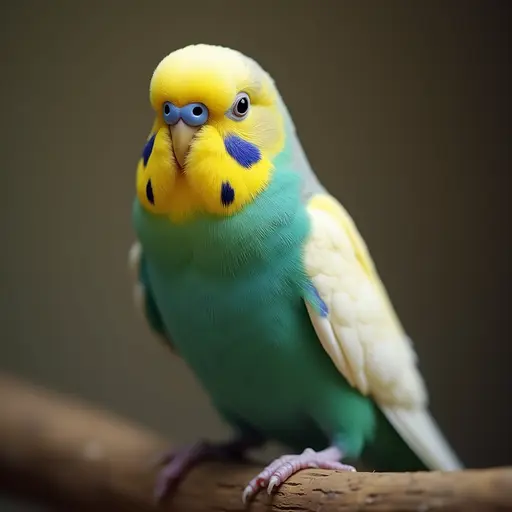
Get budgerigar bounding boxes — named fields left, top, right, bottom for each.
left=128, top=44, right=462, bottom=503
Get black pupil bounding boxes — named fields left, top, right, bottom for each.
left=237, top=97, right=248, bottom=114
left=192, top=106, right=203, bottom=116
left=164, top=104, right=170, bottom=115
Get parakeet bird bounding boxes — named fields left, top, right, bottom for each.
left=128, top=44, right=462, bottom=503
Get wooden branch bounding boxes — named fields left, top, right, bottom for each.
left=0, top=374, right=510, bottom=512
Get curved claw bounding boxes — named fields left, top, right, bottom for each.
left=267, top=475, right=280, bottom=495
left=242, top=484, right=255, bottom=504
left=241, top=446, right=356, bottom=503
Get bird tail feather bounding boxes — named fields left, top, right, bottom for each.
left=381, top=406, right=463, bottom=471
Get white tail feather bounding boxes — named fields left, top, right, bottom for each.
left=381, top=406, right=463, bottom=471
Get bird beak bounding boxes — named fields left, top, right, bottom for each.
left=169, top=120, right=200, bottom=169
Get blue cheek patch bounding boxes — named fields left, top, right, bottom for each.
left=224, top=134, right=261, bottom=169
left=142, top=133, right=156, bottom=167
left=221, top=181, right=235, bottom=206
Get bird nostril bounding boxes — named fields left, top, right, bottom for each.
left=181, top=103, right=208, bottom=127
left=164, top=104, right=170, bottom=115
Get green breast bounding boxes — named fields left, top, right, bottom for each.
left=133, top=166, right=342, bottom=446
left=133, top=148, right=429, bottom=469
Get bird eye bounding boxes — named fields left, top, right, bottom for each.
left=230, top=93, right=250, bottom=119
left=163, top=101, right=180, bottom=125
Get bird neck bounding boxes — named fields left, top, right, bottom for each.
left=132, top=157, right=310, bottom=276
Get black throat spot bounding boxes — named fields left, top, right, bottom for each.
left=146, top=179, right=155, bottom=205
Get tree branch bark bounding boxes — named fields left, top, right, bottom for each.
left=0, top=373, right=510, bottom=512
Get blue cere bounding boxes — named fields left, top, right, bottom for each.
left=162, top=102, right=181, bottom=125
left=180, top=103, right=209, bottom=127
left=162, top=102, right=209, bottom=127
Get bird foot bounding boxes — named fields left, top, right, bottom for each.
left=242, top=446, right=356, bottom=504
left=153, top=439, right=249, bottom=503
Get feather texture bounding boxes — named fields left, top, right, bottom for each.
left=130, top=43, right=462, bottom=476
left=303, top=194, right=462, bottom=471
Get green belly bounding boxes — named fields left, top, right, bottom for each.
left=133, top=167, right=378, bottom=459
left=146, top=257, right=341, bottom=450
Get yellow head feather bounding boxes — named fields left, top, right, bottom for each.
left=136, top=44, right=286, bottom=223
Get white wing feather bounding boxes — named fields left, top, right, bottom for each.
left=304, top=199, right=462, bottom=471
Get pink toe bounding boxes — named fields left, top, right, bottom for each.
left=244, top=447, right=354, bottom=500
left=273, top=462, right=295, bottom=481
left=246, top=454, right=295, bottom=490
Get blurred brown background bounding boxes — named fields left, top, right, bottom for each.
left=1, top=1, right=511, bottom=509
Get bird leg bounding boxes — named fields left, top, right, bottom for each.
left=153, top=436, right=259, bottom=503
left=242, top=445, right=356, bottom=503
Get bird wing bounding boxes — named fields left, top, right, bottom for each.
left=303, top=193, right=462, bottom=470
left=128, top=241, right=178, bottom=355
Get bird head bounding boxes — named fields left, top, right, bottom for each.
left=136, top=44, right=286, bottom=223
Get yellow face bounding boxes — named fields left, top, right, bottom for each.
left=135, top=44, right=286, bottom=223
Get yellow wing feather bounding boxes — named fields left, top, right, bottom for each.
left=308, top=194, right=405, bottom=337
left=304, top=194, right=462, bottom=470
